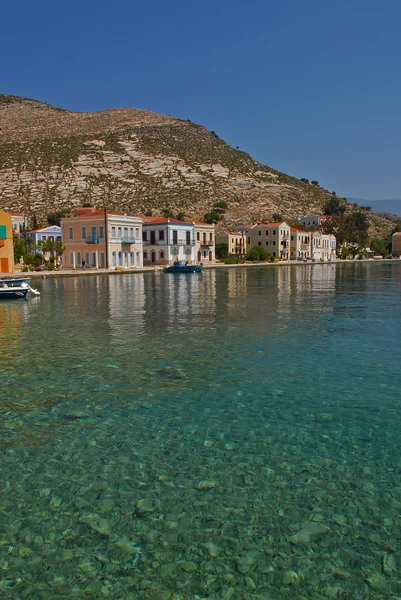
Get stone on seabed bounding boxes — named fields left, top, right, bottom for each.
left=196, top=480, right=217, bottom=490
left=289, top=521, right=331, bottom=544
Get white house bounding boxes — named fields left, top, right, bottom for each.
left=142, top=217, right=196, bottom=265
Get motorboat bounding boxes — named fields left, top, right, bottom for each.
left=0, top=278, right=40, bottom=299
left=163, top=261, right=203, bottom=273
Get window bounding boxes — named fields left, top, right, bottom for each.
left=118, top=227, right=122, bottom=239
left=258, top=230, right=261, bottom=236
left=273, top=230, right=276, bottom=235
left=112, top=251, right=116, bottom=266
left=70, top=252, right=73, bottom=265
left=136, top=227, right=139, bottom=239
left=99, top=226, right=104, bottom=239
left=91, top=226, right=96, bottom=237
left=247, top=237, right=250, bottom=243
left=42, top=236, right=47, bottom=241
left=291, top=235, right=294, bottom=241
left=81, top=227, right=86, bottom=239
left=173, top=230, right=178, bottom=245
left=159, top=230, right=165, bottom=241
left=258, top=241, right=261, bottom=246
left=143, top=231, right=148, bottom=241
left=57, top=236, right=61, bottom=242
left=266, top=241, right=268, bottom=246
left=143, top=250, right=148, bottom=259
left=209, top=233, right=213, bottom=241
left=197, top=232, right=200, bottom=241
left=130, top=252, right=134, bottom=265
left=68, top=227, right=73, bottom=240
left=112, top=226, right=116, bottom=238
left=159, top=250, right=165, bottom=259
left=129, top=227, right=134, bottom=237
left=186, top=231, right=191, bottom=245
left=124, top=227, right=128, bottom=238
left=49, top=236, right=54, bottom=242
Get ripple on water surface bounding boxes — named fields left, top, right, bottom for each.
left=0, top=263, right=401, bottom=599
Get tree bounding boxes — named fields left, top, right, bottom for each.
left=162, top=208, right=175, bottom=218
left=13, top=238, right=26, bottom=263
left=46, top=209, right=69, bottom=226
left=213, top=201, right=228, bottom=210
left=272, top=213, right=283, bottom=222
left=323, top=196, right=346, bottom=216
left=300, top=178, right=309, bottom=183
left=144, top=209, right=153, bottom=217
left=246, top=246, right=269, bottom=261
left=215, top=243, right=228, bottom=259
left=204, top=211, right=222, bottom=224
left=311, top=180, right=319, bottom=186
left=176, top=212, right=186, bottom=221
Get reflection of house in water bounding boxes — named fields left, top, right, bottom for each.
left=107, top=275, right=146, bottom=344
left=263, top=264, right=338, bottom=316
left=142, top=271, right=217, bottom=333
left=0, top=302, right=27, bottom=355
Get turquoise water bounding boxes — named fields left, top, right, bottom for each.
left=1, top=263, right=401, bottom=599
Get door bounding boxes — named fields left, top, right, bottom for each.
left=173, top=230, right=178, bottom=245
left=197, top=251, right=201, bottom=262
left=150, top=231, right=156, bottom=244
left=209, top=251, right=212, bottom=262
left=0, top=258, right=9, bottom=273
left=151, top=251, right=156, bottom=263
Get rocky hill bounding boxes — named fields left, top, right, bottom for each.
left=0, top=94, right=393, bottom=236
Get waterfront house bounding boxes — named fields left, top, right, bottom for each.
left=290, top=228, right=311, bottom=260
left=193, top=220, right=216, bottom=263
left=0, top=210, right=14, bottom=273
left=300, top=214, right=327, bottom=229
left=311, top=231, right=336, bottom=261
left=9, top=212, right=27, bottom=237
left=142, top=217, right=196, bottom=265
left=27, top=226, right=62, bottom=249
left=247, top=222, right=291, bottom=259
left=61, top=208, right=143, bottom=269
left=215, top=231, right=247, bottom=257
left=392, top=232, right=401, bottom=257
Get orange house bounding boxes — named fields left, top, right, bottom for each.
left=0, top=210, right=14, bottom=273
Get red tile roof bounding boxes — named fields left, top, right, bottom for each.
left=142, top=216, right=191, bottom=225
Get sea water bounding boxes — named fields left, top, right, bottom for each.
left=0, top=263, right=400, bottom=599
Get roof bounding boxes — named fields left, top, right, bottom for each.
left=191, top=219, right=214, bottom=226
left=255, top=221, right=287, bottom=227
left=393, top=232, right=401, bottom=236
left=290, top=227, right=307, bottom=233
left=142, top=216, right=192, bottom=225
left=8, top=211, right=24, bottom=217
left=27, top=226, right=62, bottom=233
left=218, top=231, right=242, bottom=237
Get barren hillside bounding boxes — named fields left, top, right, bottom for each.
left=0, top=94, right=393, bottom=237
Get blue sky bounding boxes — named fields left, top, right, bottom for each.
left=2, top=0, right=400, bottom=200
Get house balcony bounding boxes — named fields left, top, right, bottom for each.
left=121, top=237, right=140, bottom=244
left=84, top=236, right=100, bottom=244
left=143, top=239, right=195, bottom=246
left=199, top=240, right=214, bottom=246
left=109, top=237, right=141, bottom=245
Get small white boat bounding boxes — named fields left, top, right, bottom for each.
left=0, top=278, right=40, bottom=299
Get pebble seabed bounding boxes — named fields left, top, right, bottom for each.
left=1, top=264, right=401, bottom=599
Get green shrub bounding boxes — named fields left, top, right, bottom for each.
left=221, top=257, right=245, bottom=264
left=22, top=266, right=29, bottom=272
left=204, top=211, right=222, bottom=224
left=213, top=201, right=228, bottom=210
left=246, top=246, right=270, bottom=261
left=215, top=243, right=229, bottom=259
left=46, top=263, right=55, bottom=271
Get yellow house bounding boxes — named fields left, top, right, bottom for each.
left=216, top=231, right=247, bottom=256
left=392, top=232, right=401, bottom=257
left=247, top=222, right=291, bottom=259
left=0, top=210, right=14, bottom=273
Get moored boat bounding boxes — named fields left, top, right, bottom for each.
left=0, top=278, right=40, bottom=299
left=163, top=261, right=203, bottom=273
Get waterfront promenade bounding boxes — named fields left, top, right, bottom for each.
left=1, top=258, right=399, bottom=280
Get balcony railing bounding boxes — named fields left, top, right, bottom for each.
left=121, top=237, right=139, bottom=244
left=143, top=239, right=195, bottom=246
left=199, top=239, right=214, bottom=246
left=84, top=236, right=100, bottom=244
left=109, top=237, right=141, bottom=245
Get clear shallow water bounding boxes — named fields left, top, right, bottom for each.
left=1, top=263, right=401, bottom=599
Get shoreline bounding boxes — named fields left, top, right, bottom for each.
left=1, top=258, right=400, bottom=280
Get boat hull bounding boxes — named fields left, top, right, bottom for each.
left=163, top=265, right=203, bottom=273
left=0, top=289, right=29, bottom=299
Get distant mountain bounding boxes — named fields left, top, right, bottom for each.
left=348, top=198, right=401, bottom=217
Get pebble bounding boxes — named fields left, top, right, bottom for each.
left=195, top=480, right=217, bottom=490
left=289, top=522, right=331, bottom=545
left=181, top=561, right=197, bottom=572
left=281, top=570, right=299, bottom=585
